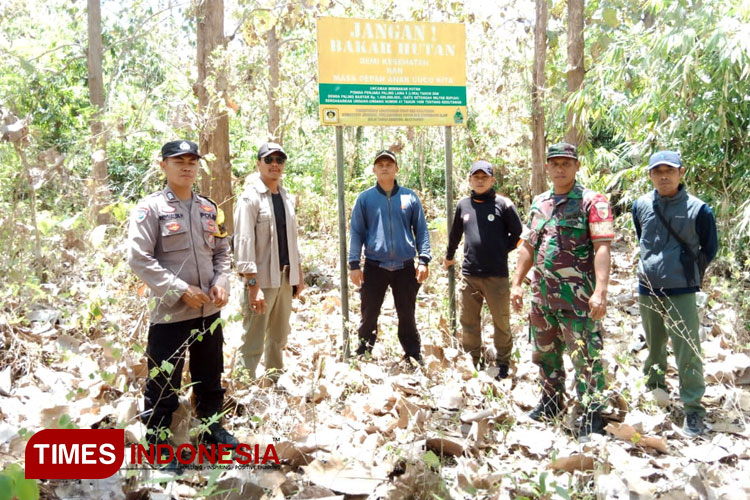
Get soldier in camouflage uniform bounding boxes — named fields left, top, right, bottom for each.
left=510, top=143, right=614, bottom=441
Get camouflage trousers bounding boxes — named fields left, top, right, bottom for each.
left=530, top=302, right=605, bottom=409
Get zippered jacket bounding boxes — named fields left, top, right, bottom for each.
left=632, top=185, right=718, bottom=293
left=348, top=181, right=431, bottom=271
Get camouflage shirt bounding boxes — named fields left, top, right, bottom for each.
left=523, top=182, right=614, bottom=311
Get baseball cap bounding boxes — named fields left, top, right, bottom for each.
left=257, top=142, right=287, bottom=160
left=469, top=160, right=493, bottom=176
left=374, top=149, right=397, bottom=164
left=546, top=142, right=578, bottom=160
left=161, top=140, right=202, bottom=159
left=648, top=150, right=682, bottom=170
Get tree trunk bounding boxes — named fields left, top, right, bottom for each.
left=266, top=25, right=281, bottom=143
left=87, top=0, right=111, bottom=224
left=565, top=0, right=585, bottom=147
left=197, top=0, right=233, bottom=233
left=352, top=125, right=364, bottom=177
left=531, top=0, right=548, bottom=196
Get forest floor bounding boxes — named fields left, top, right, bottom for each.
left=1, top=226, right=749, bottom=500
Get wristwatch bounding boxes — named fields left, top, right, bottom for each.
left=246, top=277, right=257, bottom=287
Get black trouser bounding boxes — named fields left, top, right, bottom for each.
left=141, top=312, right=226, bottom=430
left=358, top=261, right=421, bottom=359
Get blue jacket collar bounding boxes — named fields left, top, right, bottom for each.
left=375, top=179, right=400, bottom=196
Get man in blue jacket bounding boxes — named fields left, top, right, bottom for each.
left=632, top=150, right=718, bottom=437
left=349, top=149, right=432, bottom=363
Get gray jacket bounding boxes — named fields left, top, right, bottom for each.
left=128, top=186, right=231, bottom=324
left=633, top=187, right=704, bottom=290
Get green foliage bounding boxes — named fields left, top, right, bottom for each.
left=0, top=463, right=39, bottom=500
left=563, top=0, right=750, bottom=262
left=57, top=413, right=78, bottom=429
left=422, top=450, right=441, bottom=470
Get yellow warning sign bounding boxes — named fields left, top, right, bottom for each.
left=317, top=18, right=468, bottom=126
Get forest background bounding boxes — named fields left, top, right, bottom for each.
left=1, top=0, right=750, bottom=498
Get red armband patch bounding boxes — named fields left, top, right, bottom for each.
left=588, top=194, right=614, bottom=239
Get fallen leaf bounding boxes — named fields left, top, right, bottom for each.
left=549, top=453, right=596, bottom=472
left=275, top=441, right=313, bottom=468
left=0, top=366, right=11, bottom=396
left=302, top=457, right=383, bottom=495
left=682, top=442, right=732, bottom=463
left=422, top=344, right=445, bottom=361
left=425, top=437, right=464, bottom=457
left=605, top=423, right=668, bottom=454
left=466, top=419, right=489, bottom=447
left=624, top=410, right=667, bottom=434
left=705, top=353, right=750, bottom=384
left=460, top=408, right=495, bottom=423
left=506, top=427, right=556, bottom=456
left=511, top=381, right=540, bottom=409
left=211, top=476, right=265, bottom=500
left=595, top=471, right=630, bottom=499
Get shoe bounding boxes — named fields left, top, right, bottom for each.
left=683, top=412, right=704, bottom=437
left=529, top=393, right=562, bottom=421
left=472, top=357, right=485, bottom=370
left=146, top=430, right=183, bottom=475
left=404, top=354, right=424, bottom=367
left=578, top=409, right=606, bottom=442
left=355, top=341, right=373, bottom=357
left=495, top=363, right=509, bottom=380
left=201, top=422, right=239, bottom=448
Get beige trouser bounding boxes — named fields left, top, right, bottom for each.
left=239, top=267, right=293, bottom=378
left=460, top=275, right=512, bottom=365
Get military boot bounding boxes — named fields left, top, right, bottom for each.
left=528, top=393, right=563, bottom=421
left=577, top=409, right=606, bottom=442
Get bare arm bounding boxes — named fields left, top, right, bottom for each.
left=588, top=240, right=611, bottom=320
left=510, top=240, right=535, bottom=312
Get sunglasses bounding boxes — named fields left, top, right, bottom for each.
left=263, top=156, right=286, bottom=165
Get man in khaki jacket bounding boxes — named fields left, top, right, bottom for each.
left=234, top=142, right=304, bottom=380
left=128, top=139, right=237, bottom=470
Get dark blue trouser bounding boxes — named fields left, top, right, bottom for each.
left=357, top=260, right=421, bottom=359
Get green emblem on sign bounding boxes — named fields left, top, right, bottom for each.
left=453, top=108, right=464, bottom=124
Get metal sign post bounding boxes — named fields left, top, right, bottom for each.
left=335, top=126, right=350, bottom=359
left=444, top=126, right=456, bottom=334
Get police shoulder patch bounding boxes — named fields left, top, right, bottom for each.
left=136, top=207, right=149, bottom=223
